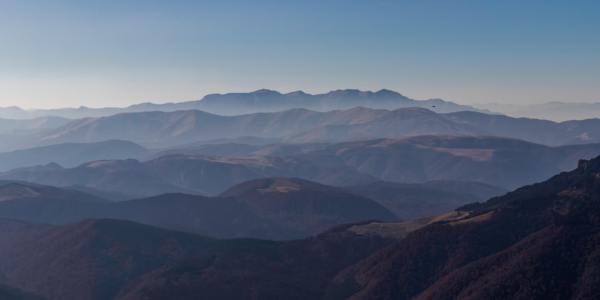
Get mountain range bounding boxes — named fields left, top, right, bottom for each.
left=0, top=116, right=70, bottom=135
left=0, top=140, right=149, bottom=171
left=4, top=89, right=598, bottom=123
left=2, top=106, right=598, bottom=154
left=165, top=135, right=600, bottom=189
left=0, top=155, right=599, bottom=299
left=0, top=175, right=503, bottom=238
left=0, top=175, right=506, bottom=228
left=0, top=154, right=374, bottom=198
left=2, top=88, right=600, bottom=299
left=0, top=89, right=480, bottom=120
left=327, top=156, right=600, bottom=299
left=294, top=136, right=600, bottom=189
left=0, top=178, right=395, bottom=239
left=1, top=136, right=599, bottom=198
left=28, top=107, right=478, bottom=149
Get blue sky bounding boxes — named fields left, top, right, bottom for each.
left=0, top=0, right=598, bottom=108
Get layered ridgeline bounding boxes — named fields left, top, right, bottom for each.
left=0, top=178, right=395, bottom=239
left=0, top=155, right=375, bottom=198
left=0, top=89, right=478, bottom=119
left=2, top=89, right=598, bottom=123
left=1, top=106, right=600, bottom=152
left=1, top=136, right=599, bottom=198
left=0, top=116, right=70, bottom=135
left=328, top=155, right=600, bottom=299
left=32, top=108, right=600, bottom=147
left=0, top=140, right=150, bottom=171
left=0, top=116, right=73, bottom=153
left=0, top=155, right=599, bottom=299
left=0, top=177, right=505, bottom=229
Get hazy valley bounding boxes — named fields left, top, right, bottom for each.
left=3, top=2, right=599, bottom=298
left=1, top=89, right=600, bottom=299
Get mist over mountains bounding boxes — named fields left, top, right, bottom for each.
left=2, top=136, right=599, bottom=199
left=0, top=89, right=480, bottom=119
left=1, top=88, right=600, bottom=299
left=3, top=89, right=597, bottom=123
left=0, top=117, right=71, bottom=135
left=1, top=106, right=599, bottom=153
left=3, top=0, right=599, bottom=297
left=0, top=140, right=149, bottom=171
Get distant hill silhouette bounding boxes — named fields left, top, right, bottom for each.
left=0, top=89, right=480, bottom=119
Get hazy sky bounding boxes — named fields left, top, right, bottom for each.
left=0, top=0, right=599, bottom=108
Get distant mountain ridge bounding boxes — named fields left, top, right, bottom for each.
left=35, top=107, right=479, bottom=148
left=0, top=89, right=481, bottom=119
left=3, top=106, right=598, bottom=153
left=1, top=136, right=599, bottom=197
left=0, top=116, right=70, bottom=135
left=183, top=89, right=481, bottom=115
left=0, top=140, right=150, bottom=171
left=0, top=153, right=376, bottom=197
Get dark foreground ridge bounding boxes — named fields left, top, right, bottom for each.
left=0, top=156, right=599, bottom=299
left=329, top=156, right=600, bottom=299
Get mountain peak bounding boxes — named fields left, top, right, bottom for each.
left=375, top=89, right=405, bottom=97
left=221, top=177, right=330, bottom=197
left=285, top=90, right=310, bottom=97
left=325, top=89, right=366, bottom=97
left=251, top=89, right=282, bottom=96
